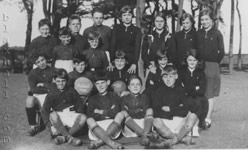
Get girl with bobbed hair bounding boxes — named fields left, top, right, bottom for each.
left=142, top=12, right=173, bottom=76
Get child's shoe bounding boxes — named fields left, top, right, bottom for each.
left=54, top=136, right=66, bottom=145
left=27, top=125, right=39, bottom=136
left=67, top=135, right=82, bottom=146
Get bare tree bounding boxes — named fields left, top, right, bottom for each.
left=22, top=0, right=34, bottom=55
left=236, top=0, right=242, bottom=70
left=176, top=0, right=184, bottom=32
left=229, top=0, right=235, bottom=74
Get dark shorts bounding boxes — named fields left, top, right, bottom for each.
left=204, top=61, right=221, bottom=99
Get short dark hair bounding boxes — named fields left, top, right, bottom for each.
left=73, top=55, right=87, bottom=64
left=32, top=53, right=47, bottom=64
left=114, top=49, right=127, bottom=60
left=53, top=68, right=68, bottom=81
left=161, top=65, right=177, bottom=76
left=128, top=75, right=142, bottom=86
left=119, top=5, right=133, bottom=18
left=59, top=26, right=72, bottom=36
left=92, top=7, right=104, bottom=16
left=93, top=71, right=109, bottom=82
left=38, top=18, right=51, bottom=29
left=68, top=14, right=81, bottom=24
left=184, top=48, right=205, bottom=70
left=87, top=31, right=100, bottom=40
left=155, top=49, right=169, bottom=61
left=180, top=13, right=195, bottom=28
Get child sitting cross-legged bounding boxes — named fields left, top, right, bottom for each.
left=121, top=75, right=153, bottom=146
left=41, top=69, right=87, bottom=146
left=86, top=71, right=124, bottom=149
left=148, top=65, right=199, bottom=148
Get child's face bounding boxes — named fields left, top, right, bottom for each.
left=69, top=19, right=81, bottom=34
left=39, top=25, right=50, bottom=38
left=95, top=80, right=110, bottom=94
left=187, top=55, right=198, bottom=69
left=158, top=57, right=168, bottom=68
left=182, top=17, right=192, bottom=31
left=114, top=58, right=126, bottom=70
left=154, top=16, right=165, bottom=30
left=75, top=61, right=86, bottom=73
left=35, top=56, right=47, bottom=69
left=88, top=38, right=99, bottom=49
left=121, top=12, right=132, bottom=24
left=162, top=73, right=178, bottom=88
left=201, top=15, right=213, bottom=30
left=59, top=35, right=71, bottom=45
left=93, top=12, right=104, bottom=26
left=128, top=78, right=142, bottom=95
left=55, top=77, right=67, bottom=90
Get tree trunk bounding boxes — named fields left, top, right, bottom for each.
left=171, top=0, right=176, bottom=34
left=136, top=0, right=146, bottom=81
left=176, top=0, right=184, bottom=32
left=236, top=0, right=242, bottom=70
left=22, top=0, right=34, bottom=57
left=229, top=0, right=235, bottom=74
left=215, top=0, right=224, bottom=29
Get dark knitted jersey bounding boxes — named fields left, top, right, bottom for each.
left=178, top=67, right=207, bottom=97
left=71, top=34, right=88, bottom=53
left=197, top=28, right=225, bottom=63
left=41, top=87, right=83, bottom=127
left=172, top=29, right=197, bottom=65
left=121, top=93, right=150, bottom=119
left=151, top=84, right=188, bottom=119
left=28, top=66, right=55, bottom=94
left=28, top=35, right=58, bottom=63
left=107, top=67, right=136, bottom=85
left=82, top=48, right=108, bottom=70
left=142, top=29, right=172, bottom=68
left=110, top=24, right=141, bottom=65
left=87, top=92, right=121, bottom=121
left=52, top=43, right=79, bottom=62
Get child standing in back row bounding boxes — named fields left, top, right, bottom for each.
left=197, top=9, right=225, bottom=128
left=53, top=27, right=79, bottom=73
left=82, top=31, right=109, bottom=72
left=27, top=18, right=58, bottom=69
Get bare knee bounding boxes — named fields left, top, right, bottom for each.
left=77, top=114, right=87, bottom=125
left=146, top=108, right=153, bottom=116
left=153, top=118, right=163, bottom=128
left=49, top=112, right=59, bottom=123
left=120, top=110, right=129, bottom=118
left=26, top=96, right=36, bottom=107
left=87, top=118, right=97, bottom=129
left=114, top=112, right=125, bottom=124
left=186, top=113, right=198, bottom=127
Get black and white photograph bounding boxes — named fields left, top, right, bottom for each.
left=0, top=0, right=248, bottom=149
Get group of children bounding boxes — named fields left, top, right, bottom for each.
left=24, top=5, right=224, bottom=149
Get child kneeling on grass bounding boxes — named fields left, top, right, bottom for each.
left=41, top=69, right=87, bottom=146
left=86, top=71, right=124, bottom=149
